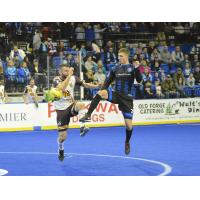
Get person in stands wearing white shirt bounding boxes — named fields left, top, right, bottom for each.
left=155, top=80, right=164, bottom=99
left=186, top=73, right=195, bottom=87
left=94, top=24, right=106, bottom=46
left=75, top=24, right=85, bottom=41
left=52, top=64, right=99, bottom=161
left=23, top=79, right=39, bottom=108
left=171, top=46, right=184, bottom=67
left=94, top=66, right=106, bottom=87
left=10, top=45, right=26, bottom=62
left=33, top=30, right=42, bottom=54
left=0, top=80, right=8, bottom=103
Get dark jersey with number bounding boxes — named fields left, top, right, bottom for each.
left=101, top=64, right=142, bottom=98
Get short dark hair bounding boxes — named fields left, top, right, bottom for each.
left=118, top=48, right=130, bottom=56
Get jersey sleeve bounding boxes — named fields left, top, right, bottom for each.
left=101, top=66, right=116, bottom=90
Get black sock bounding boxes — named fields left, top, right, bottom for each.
left=87, top=94, right=102, bottom=116
left=125, top=129, right=133, bottom=143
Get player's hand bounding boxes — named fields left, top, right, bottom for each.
left=68, top=67, right=74, bottom=76
left=98, top=83, right=103, bottom=87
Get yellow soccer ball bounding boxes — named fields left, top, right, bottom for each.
left=50, top=88, right=63, bottom=100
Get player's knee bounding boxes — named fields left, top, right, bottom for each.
left=97, top=90, right=103, bottom=96
left=78, top=102, right=85, bottom=110
left=74, top=102, right=85, bottom=113
left=59, top=132, right=67, bottom=142
left=98, top=90, right=107, bottom=99
left=60, top=136, right=66, bottom=142
left=126, top=126, right=133, bottom=131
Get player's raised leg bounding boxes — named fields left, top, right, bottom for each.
left=73, top=102, right=90, bottom=136
left=79, top=89, right=108, bottom=122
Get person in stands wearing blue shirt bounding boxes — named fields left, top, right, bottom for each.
left=142, top=47, right=150, bottom=63
left=5, top=60, right=17, bottom=92
left=168, top=40, right=176, bottom=53
left=152, top=71, right=162, bottom=84
left=80, top=48, right=142, bottom=155
left=105, top=47, right=117, bottom=64
left=142, top=67, right=153, bottom=83
left=85, top=24, right=95, bottom=42
left=17, top=61, right=31, bottom=92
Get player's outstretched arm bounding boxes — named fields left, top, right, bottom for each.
left=82, top=82, right=100, bottom=89
left=79, top=68, right=115, bottom=123
left=57, top=68, right=74, bottom=92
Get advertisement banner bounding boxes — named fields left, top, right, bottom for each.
left=0, top=98, right=200, bottom=131
left=133, top=98, right=200, bottom=124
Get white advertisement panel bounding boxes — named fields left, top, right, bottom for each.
left=133, top=98, right=200, bottom=124
left=0, top=98, right=200, bottom=131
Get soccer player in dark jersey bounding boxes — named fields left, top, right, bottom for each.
left=80, top=48, right=142, bottom=154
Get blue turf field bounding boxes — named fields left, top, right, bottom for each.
left=0, top=124, right=200, bottom=176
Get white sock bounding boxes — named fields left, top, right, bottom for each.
left=79, top=109, right=87, bottom=129
left=80, top=123, right=85, bottom=128
left=57, top=139, right=64, bottom=150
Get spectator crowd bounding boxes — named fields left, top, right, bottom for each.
left=0, top=22, right=200, bottom=102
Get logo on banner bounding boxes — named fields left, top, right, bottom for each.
left=177, top=100, right=200, bottom=113
left=165, top=103, right=179, bottom=115
left=0, top=113, right=27, bottom=122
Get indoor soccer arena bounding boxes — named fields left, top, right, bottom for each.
left=0, top=22, right=200, bottom=176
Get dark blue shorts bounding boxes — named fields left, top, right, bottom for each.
left=107, top=90, right=133, bottom=119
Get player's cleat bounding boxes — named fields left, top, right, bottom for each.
left=79, top=113, right=91, bottom=122
left=125, top=142, right=130, bottom=155
left=80, top=126, right=90, bottom=137
left=58, top=149, right=64, bottom=161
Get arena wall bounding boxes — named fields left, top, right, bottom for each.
left=0, top=98, right=200, bottom=132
